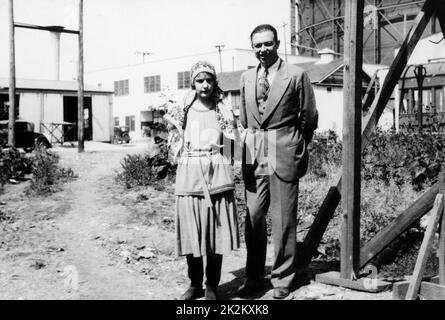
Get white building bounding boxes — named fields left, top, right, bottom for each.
left=0, top=78, right=114, bottom=143
left=85, top=48, right=318, bottom=140
left=218, top=49, right=385, bottom=137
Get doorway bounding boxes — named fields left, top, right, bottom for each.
left=63, top=96, right=92, bottom=141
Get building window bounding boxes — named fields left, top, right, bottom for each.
left=177, top=71, right=191, bottom=89
left=144, top=75, right=161, bottom=93
left=231, top=92, right=241, bottom=109
left=114, top=117, right=120, bottom=126
left=114, top=80, right=129, bottom=96
left=125, top=115, right=135, bottom=132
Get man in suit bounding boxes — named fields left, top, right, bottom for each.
left=237, top=24, right=318, bottom=299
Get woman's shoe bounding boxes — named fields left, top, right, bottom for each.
left=179, top=286, right=204, bottom=300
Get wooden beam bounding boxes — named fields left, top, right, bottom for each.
left=360, top=182, right=439, bottom=267
left=341, top=0, right=364, bottom=279
left=405, top=194, right=444, bottom=300
left=14, top=23, right=80, bottom=35
left=418, top=282, right=445, bottom=300
left=8, top=0, right=16, bottom=147
left=303, top=0, right=436, bottom=265
left=439, top=173, right=445, bottom=285
left=440, top=205, right=445, bottom=286
left=361, top=0, right=435, bottom=146
left=77, top=0, right=84, bottom=153
left=437, top=1, right=445, bottom=39
left=302, top=185, right=341, bottom=263
left=393, top=277, right=445, bottom=300
left=315, top=271, right=391, bottom=293
left=361, top=72, right=377, bottom=110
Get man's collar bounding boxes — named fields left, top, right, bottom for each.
left=258, top=57, right=281, bottom=72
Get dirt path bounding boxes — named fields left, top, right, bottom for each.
left=0, top=142, right=392, bottom=300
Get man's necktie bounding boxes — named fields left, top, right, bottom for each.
left=258, top=68, right=269, bottom=100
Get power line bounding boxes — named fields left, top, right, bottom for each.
left=215, top=44, right=225, bottom=72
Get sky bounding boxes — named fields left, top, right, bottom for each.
left=0, top=0, right=291, bottom=80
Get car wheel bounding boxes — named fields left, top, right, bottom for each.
left=35, top=139, right=49, bottom=150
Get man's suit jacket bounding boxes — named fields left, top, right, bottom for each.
left=239, top=59, right=318, bottom=182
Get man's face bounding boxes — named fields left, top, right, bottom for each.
left=193, top=72, right=215, bottom=100
left=251, top=30, right=280, bottom=68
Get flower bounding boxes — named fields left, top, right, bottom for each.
left=165, top=102, right=185, bottom=129
left=215, top=103, right=235, bottom=130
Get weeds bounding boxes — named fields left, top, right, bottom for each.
left=115, top=141, right=176, bottom=189
left=25, top=146, right=76, bottom=196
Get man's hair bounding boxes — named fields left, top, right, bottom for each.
left=250, top=24, right=278, bottom=42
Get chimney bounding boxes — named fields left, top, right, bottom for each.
left=48, top=26, right=65, bottom=80
left=316, top=48, right=336, bottom=64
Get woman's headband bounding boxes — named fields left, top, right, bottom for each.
left=190, top=61, right=217, bottom=83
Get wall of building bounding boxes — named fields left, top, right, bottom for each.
left=16, top=91, right=113, bottom=143
left=86, top=49, right=318, bottom=140
left=314, top=86, right=343, bottom=136
left=91, top=95, right=113, bottom=142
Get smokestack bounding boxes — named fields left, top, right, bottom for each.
left=49, top=31, right=61, bottom=80
left=48, top=26, right=64, bottom=80
left=290, top=0, right=296, bottom=55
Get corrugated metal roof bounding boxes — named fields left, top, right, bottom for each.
left=0, top=78, right=113, bottom=94
left=297, top=60, right=343, bottom=83
left=217, top=59, right=346, bottom=92
left=217, top=59, right=375, bottom=92
left=217, top=70, right=245, bottom=92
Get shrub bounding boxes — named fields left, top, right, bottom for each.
left=116, top=141, right=176, bottom=189
left=25, top=146, right=76, bottom=196
left=308, top=131, right=342, bottom=178
left=0, top=147, right=32, bottom=186
left=362, top=129, right=445, bottom=190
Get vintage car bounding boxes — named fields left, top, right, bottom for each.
left=113, top=126, right=131, bottom=144
left=0, top=120, right=52, bottom=151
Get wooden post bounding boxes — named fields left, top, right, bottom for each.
left=360, top=182, right=440, bottom=267
left=373, top=0, right=381, bottom=64
left=8, top=0, right=16, bottom=147
left=303, top=0, right=436, bottom=265
left=78, top=0, right=84, bottom=152
left=439, top=173, right=445, bottom=285
left=341, top=0, right=364, bottom=279
left=405, top=194, right=444, bottom=300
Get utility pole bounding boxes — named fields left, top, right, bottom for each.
left=8, top=0, right=16, bottom=147
left=78, top=0, right=84, bottom=152
left=282, top=22, right=288, bottom=62
left=215, top=45, right=225, bottom=72
left=341, top=0, right=364, bottom=280
left=135, top=51, right=152, bottom=63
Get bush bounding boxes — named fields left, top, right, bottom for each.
left=25, top=147, right=76, bottom=196
left=362, top=129, right=445, bottom=190
left=308, top=130, right=342, bottom=178
left=116, top=141, right=176, bottom=189
left=0, top=147, right=32, bottom=186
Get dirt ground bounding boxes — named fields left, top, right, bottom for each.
left=0, top=141, right=392, bottom=300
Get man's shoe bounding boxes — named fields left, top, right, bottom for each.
left=237, top=281, right=264, bottom=297
left=179, top=286, right=204, bottom=300
left=273, top=287, right=290, bottom=299
left=205, top=286, right=217, bottom=300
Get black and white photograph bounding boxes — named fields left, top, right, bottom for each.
left=0, top=0, right=445, bottom=303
